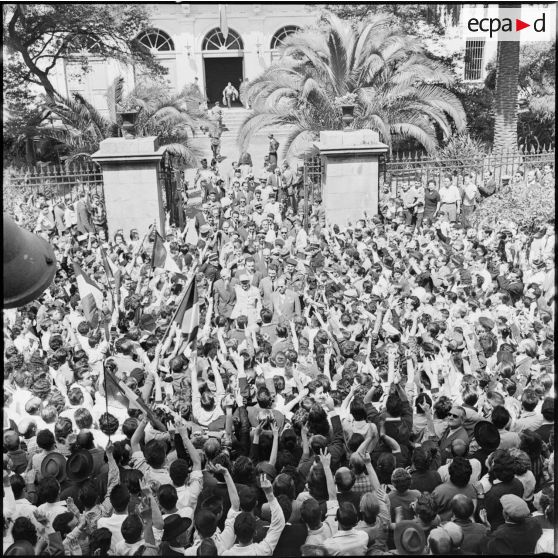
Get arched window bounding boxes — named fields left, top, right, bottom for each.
left=202, top=28, right=243, bottom=51
left=270, top=25, right=301, bottom=50
left=137, top=28, right=175, bottom=52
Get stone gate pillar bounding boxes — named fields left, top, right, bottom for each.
left=314, top=130, right=388, bottom=226
left=92, top=137, right=166, bottom=237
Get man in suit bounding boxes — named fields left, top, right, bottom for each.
left=75, top=192, right=94, bottom=235
left=270, top=276, right=301, bottom=323
left=437, top=406, right=469, bottom=465
left=253, top=247, right=271, bottom=276
left=213, top=268, right=236, bottom=320
left=234, top=256, right=263, bottom=288
left=259, top=264, right=279, bottom=311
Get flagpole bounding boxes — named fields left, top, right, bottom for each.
left=101, top=360, right=111, bottom=444
left=161, top=274, right=193, bottom=344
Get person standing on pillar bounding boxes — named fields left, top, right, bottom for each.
left=222, top=82, right=238, bottom=109
left=268, top=134, right=279, bottom=170
left=281, top=161, right=294, bottom=209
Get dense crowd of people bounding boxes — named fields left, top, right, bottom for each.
left=2, top=150, right=555, bottom=556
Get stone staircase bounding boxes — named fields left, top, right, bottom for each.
left=220, top=107, right=250, bottom=138
left=190, top=107, right=296, bottom=165
left=220, top=107, right=293, bottom=139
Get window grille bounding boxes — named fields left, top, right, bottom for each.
left=137, top=28, right=175, bottom=52
left=202, top=28, right=243, bottom=51
left=464, top=39, right=485, bottom=81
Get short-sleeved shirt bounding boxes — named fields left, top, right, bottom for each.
left=439, top=185, right=461, bottom=204
left=130, top=450, right=172, bottom=485
left=401, top=188, right=418, bottom=209
left=424, top=189, right=441, bottom=214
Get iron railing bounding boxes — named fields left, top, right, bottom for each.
left=3, top=163, right=104, bottom=215
left=380, top=147, right=555, bottom=197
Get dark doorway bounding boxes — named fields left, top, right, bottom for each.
left=204, top=57, right=243, bottom=106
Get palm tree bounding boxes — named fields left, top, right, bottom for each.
left=492, top=32, right=520, bottom=152
left=238, top=13, right=466, bottom=157
left=37, top=77, right=211, bottom=166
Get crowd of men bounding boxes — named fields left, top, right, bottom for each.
left=2, top=149, right=556, bottom=556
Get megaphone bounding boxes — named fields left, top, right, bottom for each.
left=3, top=214, right=57, bottom=308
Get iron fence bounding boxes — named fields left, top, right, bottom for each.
left=303, top=147, right=554, bottom=228
left=380, top=147, right=555, bottom=197
left=3, top=163, right=104, bottom=214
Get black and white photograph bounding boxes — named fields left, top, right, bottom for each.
left=2, top=2, right=556, bottom=556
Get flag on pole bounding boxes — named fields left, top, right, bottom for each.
left=219, top=4, right=229, bottom=40
left=98, top=245, right=121, bottom=306
left=151, top=230, right=182, bottom=274
left=98, top=246, right=118, bottom=280
left=103, top=364, right=163, bottom=429
left=171, top=276, right=199, bottom=346
left=72, top=262, right=104, bottom=328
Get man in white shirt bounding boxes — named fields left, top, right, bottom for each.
left=436, top=175, right=461, bottom=223
left=223, top=474, right=285, bottom=555
left=97, top=484, right=131, bottom=554
left=461, top=174, right=479, bottom=226
left=323, top=501, right=369, bottom=556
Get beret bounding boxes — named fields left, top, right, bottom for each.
left=500, top=494, right=530, bottom=520
left=286, top=258, right=298, bottom=266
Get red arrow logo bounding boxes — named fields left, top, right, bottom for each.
left=516, top=19, right=530, bottom=31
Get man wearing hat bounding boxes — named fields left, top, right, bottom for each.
left=479, top=494, right=542, bottom=555
left=40, top=451, right=67, bottom=485
left=283, top=257, right=305, bottom=292
left=392, top=520, right=427, bottom=554
left=160, top=513, right=192, bottom=555
left=270, top=276, right=301, bottom=323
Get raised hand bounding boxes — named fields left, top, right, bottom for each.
left=66, top=497, right=80, bottom=517
left=472, top=480, right=484, bottom=495
left=208, top=462, right=228, bottom=476
left=418, top=401, right=432, bottom=417
left=139, top=478, right=152, bottom=497
left=105, top=441, right=114, bottom=457
left=318, top=447, right=331, bottom=470
left=259, top=473, right=273, bottom=496
left=254, top=419, right=265, bottom=438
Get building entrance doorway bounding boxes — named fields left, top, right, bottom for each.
left=204, top=57, right=243, bottom=106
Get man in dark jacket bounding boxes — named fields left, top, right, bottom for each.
left=479, top=494, right=542, bottom=555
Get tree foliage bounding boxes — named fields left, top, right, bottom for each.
left=482, top=40, right=555, bottom=150
left=323, top=4, right=462, bottom=36
left=239, top=13, right=466, bottom=157
left=32, top=78, right=211, bottom=166
left=3, top=4, right=164, bottom=98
